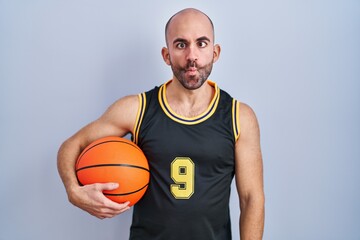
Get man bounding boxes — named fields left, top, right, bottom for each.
left=57, top=8, right=264, bottom=240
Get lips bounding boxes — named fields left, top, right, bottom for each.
left=186, top=67, right=197, bottom=72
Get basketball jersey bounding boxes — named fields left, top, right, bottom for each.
left=129, top=80, right=240, bottom=240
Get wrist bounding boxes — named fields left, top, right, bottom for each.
left=66, top=184, right=81, bottom=204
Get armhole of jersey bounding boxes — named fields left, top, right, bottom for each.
left=232, top=99, right=241, bottom=142
left=133, top=93, right=146, bottom=145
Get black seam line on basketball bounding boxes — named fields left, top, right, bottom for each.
left=76, top=140, right=142, bottom=166
left=104, top=183, right=149, bottom=196
left=76, top=163, right=150, bottom=173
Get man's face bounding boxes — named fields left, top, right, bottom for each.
left=163, top=11, right=220, bottom=90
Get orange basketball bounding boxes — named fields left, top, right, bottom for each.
left=75, top=136, right=149, bottom=206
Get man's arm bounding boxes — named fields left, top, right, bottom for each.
left=57, top=95, right=139, bottom=219
left=235, top=103, right=265, bottom=239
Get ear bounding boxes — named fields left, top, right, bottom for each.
left=212, top=44, right=221, bottom=63
left=161, top=47, right=171, bottom=65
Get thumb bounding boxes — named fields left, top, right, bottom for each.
left=97, top=182, right=119, bottom=191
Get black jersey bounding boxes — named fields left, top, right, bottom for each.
left=130, top=80, right=240, bottom=240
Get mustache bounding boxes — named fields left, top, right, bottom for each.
left=186, top=60, right=197, bottom=69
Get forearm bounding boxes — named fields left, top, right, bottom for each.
left=239, top=195, right=265, bottom=240
left=57, top=138, right=82, bottom=196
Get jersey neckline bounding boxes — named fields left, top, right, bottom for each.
left=158, top=80, right=220, bottom=125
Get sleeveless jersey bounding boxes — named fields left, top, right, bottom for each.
left=130, top=80, right=240, bottom=240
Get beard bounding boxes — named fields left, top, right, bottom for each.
left=170, top=59, right=214, bottom=90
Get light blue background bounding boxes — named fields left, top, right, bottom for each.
left=1, top=1, right=359, bottom=239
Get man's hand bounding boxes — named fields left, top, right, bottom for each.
left=67, top=182, right=130, bottom=219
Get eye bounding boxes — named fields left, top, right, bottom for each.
left=176, top=42, right=186, bottom=49
left=198, top=41, right=208, bottom=48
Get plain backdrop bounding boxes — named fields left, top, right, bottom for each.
left=1, top=1, right=359, bottom=239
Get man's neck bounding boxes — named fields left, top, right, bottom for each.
left=165, top=78, right=215, bottom=118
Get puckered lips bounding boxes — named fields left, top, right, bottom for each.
left=186, top=66, right=198, bottom=76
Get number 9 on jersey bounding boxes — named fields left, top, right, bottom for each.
left=170, top=157, right=195, bottom=199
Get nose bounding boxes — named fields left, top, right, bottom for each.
left=186, top=44, right=198, bottom=62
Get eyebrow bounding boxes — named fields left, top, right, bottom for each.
left=173, top=38, right=188, bottom=44
left=197, top=36, right=211, bottom=42
left=172, top=36, right=211, bottom=45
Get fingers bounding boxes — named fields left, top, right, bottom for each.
left=89, top=183, right=131, bottom=219
left=70, top=183, right=131, bottom=219
left=95, top=182, right=119, bottom=191
left=93, top=200, right=131, bottom=219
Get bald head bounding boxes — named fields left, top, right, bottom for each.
left=165, top=8, right=215, bottom=46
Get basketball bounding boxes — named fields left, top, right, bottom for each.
left=75, top=136, right=149, bottom=206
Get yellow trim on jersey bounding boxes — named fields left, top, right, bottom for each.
left=133, top=93, right=146, bottom=145
left=232, top=99, right=241, bottom=142
left=158, top=80, right=220, bottom=125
